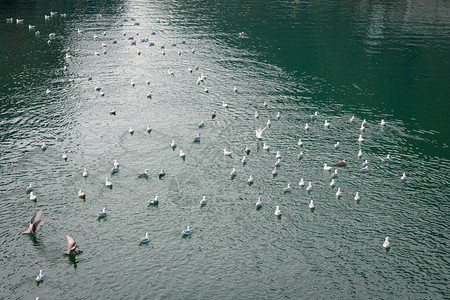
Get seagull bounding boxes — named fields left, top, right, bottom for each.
left=242, top=156, right=247, bottom=164
left=128, top=127, right=134, bottom=134
left=276, top=112, right=280, bottom=120
left=179, top=150, right=186, bottom=158
left=182, top=226, right=192, bottom=236
left=98, top=208, right=107, bottom=218
left=332, top=169, right=339, bottom=178
left=283, top=184, right=292, bottom=193
left=198, top=120, right=205, bottom=128
left=334, top=159, right=347, bottom=166
left=41, top=142, right=48, bottom=150
left=358, top=149, right=363, bottom=158
left=362, top=160, right=369, bottom=167
left=36, top=270, right=45, bottom=282
left=275, top=159, right=281, bottom=167
left=171, top=140, right=177, bottom=149
left=263, top=143, right=270, bottom=150
left=401, top=172, right=407, bottom=181
left=360, top=125, right=365, bottom=132
left=298, top=139, right=303, bottom=147
left=109, top=109, right=116, bottom=115
left=256, top=197, right=263, bottom=208
left=309, top=200, right=315, bottom=209
left=276, top=151, right=281, bottom=159
left=45, top=89, right=51, bottom=94
left=158, top=169, right=165, bottom=178
left=192, top=133, right=201, bottom=143
left=263, top=102, right=268, bottom=108
left=222, top=101, right=228, bottom=108
left=138, top=169, right=149, bottom=178
left=230, top=168, right=237, bottom=177
left=130, top=80, right=135, bottom=86
left=362, top=119, right=367, bottom=126
left=381, top=154, right=391, bottom=162
left=361, top=166, right=369, bottom=172
left=306, top=182, right=313, bottom=192
left=105, top=177, right=112, bottom=187
left=254, top=111, right=259, bottom=119
left=381, top=119, right=386, bottom=126
left=323, top=164, right=332, bottom=171
left=255, top=126, right=267, bottom=139
left=78, top=189, right=86, bottom=199
left=354, top=192, right=360, bottom=201
left=64, top=235, right=82, bottom=255
left=62, top=152, right=68, bottom=160
left=233, top=86, right=238, bottom=93
left=271, top=167, right=278, bottom=176
left=28, top=25, right=36, bottom=30
left=334, top=142, right=340, bottom=149
left=274, top=206, right=281, bottom=216
left=335, top=187, right=342, bottom=198
left=26, top=183, right=34, bottom=193
left=324, top=120, right=330, bottom=127
left=200, top=196, right=207, bottom=206
left=330, top=179, right=336, bottom=188
left=297, top=151, right=304, bottom=159
left=211, top=111, right=217, bottom=119
left=111, top=165, right=119, bottom=174
left=358, top=134, right=364, bottom=143
left=350, top=116, right=355, bottom=123
left=383, top=237, right=391, bottom=249
left=29, top=192, right=37, bottom=201
left=247, top=175, right=254, bottom=184
left=149, top=196, right=159, bottom=205
left=299, top=178, right=305, bottom=188
left=304, top=123, right=310, bottom=130
left=224, top=149, right=233, bottom=156
left=146, top=125, right=152, bottom=133
left=244, top=145, right=250, bottom=155
left=22, top=210, right=47, bottom=234
left=16, top=19, right=24, bottom=24
left=114, top=160, right=120, bottom=168
left=266, top=119, right=271, bottom=127
left=310, top=112, right=318, bottom=120
left=140, top=233, right=150, bottom=243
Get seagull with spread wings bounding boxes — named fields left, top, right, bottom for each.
left=64, top=235, right=83, bottom=255
left=22, top=210, right=47, bottom=234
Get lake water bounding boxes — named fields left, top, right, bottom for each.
left=0, top=0, right=449, bottom=299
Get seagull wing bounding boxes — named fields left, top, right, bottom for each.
left=30, top=210, right=43, bottom=224
left=31, top=218, right=47, bottom=233
left=66, top=235, right=77, bottom=253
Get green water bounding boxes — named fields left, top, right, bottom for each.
left=0, top=0, right=449, bottom=299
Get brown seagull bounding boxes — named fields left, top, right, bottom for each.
left=22, top=210, right=47, bottom=234
left=64, top=235, right=83, bottom=255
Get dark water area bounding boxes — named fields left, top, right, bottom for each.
left=0, top=0, right=449, bottom=299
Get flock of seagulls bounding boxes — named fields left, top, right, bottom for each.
left=8, top=8, right=404, bottom=292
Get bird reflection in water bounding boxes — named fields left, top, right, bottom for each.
left=67, top=254, right=78, bottom=269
